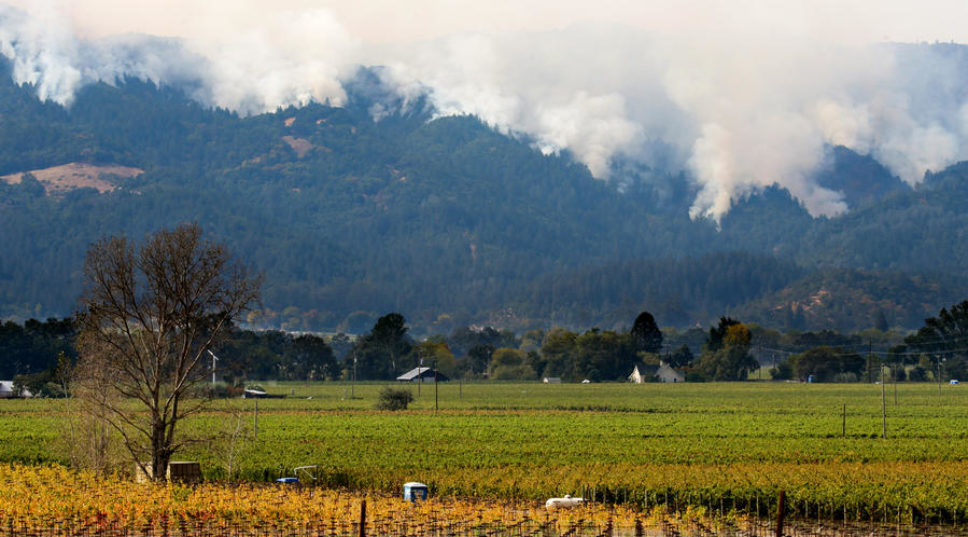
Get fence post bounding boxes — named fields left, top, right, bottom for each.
left=359, top=499, right=367, bottom=537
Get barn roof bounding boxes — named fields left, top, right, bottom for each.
left=396, top=367, right=448, bottom=382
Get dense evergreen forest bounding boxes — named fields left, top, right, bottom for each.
left=1, top=59, right=968, bottom=334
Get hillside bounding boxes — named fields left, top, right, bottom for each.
left=1, top=62, right=967, bottom=333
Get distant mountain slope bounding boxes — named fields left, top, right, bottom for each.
left=513, top=252, right=806, bottom=329
left=0, top=66, right=706, bottom=328
left=0, top=62, right=967, bottom=333
left=813, top=146, right=909, bottom=210
left=734, top=268, right=965, bottom=330
left=802, top=162, right=968, bottom=273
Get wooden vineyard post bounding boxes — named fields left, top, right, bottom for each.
left=881, top=363, right=888, bottom=439
left=775, top=490, right=785, bottom=537
left=842, top=403, right=846, bottom=437
left=359, top=499, right=367, bottom=537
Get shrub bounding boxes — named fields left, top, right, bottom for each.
left=832, top=372, right=859, bottom=383
left=375, top=387, right=414, bottom=410
left=907, top=366, right=927, bottom=382
left=491, top=364, right=537, bottom=381
left=684, top=370, right=707, bottom=382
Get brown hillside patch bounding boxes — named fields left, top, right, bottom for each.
left=282, top=135, right=314, bottom=158
left=1, top=163, right=143, bottom=195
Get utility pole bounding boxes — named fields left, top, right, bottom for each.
left=207, top=350, right=219, bottom=387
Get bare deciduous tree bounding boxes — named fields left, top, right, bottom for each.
left=74, top=223, right=260, bottom=481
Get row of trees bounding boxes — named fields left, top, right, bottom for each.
left=342, top=304, right=968, bottom=384
left=1, top=309, right=753, bottom=389
left=8, top=305, right=968, bottom=388
left=335, top=311, right=760, bottom=383
left=765, top=301, right=968, bottom=383
left=0, top=317, right=75, bottom=379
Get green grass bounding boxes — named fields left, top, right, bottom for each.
left=3, top=381, right=968, bottom=522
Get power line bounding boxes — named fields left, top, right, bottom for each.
left=754, top=343, right=968, bottom=360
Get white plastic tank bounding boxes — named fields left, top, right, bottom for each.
left=545, top=495, right=585, bottom=508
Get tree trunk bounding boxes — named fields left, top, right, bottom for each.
left=153, top=420, right=169, bottom=481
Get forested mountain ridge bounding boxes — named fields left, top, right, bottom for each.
left=1, top=60, right=967, bottom=334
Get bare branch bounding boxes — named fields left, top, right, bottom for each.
left=74, top=223, right=260, bottom=480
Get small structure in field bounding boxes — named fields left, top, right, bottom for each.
left=403, top=482, right=429, bottom=502
left=629, top=362, right=684, bottom=383
left=656, top=362, right=685, bottom=383
left=628, top=365, right=656, bottom=383
left=542, top=377, right=562, bottom=384
left=396, top=367, right=448, bottom=382
left=135, top=461, right=202, bottom=483
left=242, top=385, right=284, bottom=398
left=545, top=495, right=584, bottom=508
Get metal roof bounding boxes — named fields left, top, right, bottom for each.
left=396, top=367, right=434, bottom=381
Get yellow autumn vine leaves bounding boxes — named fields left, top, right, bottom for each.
left=0, top=464, right=654, bottom=536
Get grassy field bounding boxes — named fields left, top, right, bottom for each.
left=2, top=381, right=968, bottom=523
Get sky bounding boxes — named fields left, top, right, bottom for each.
left=11, top=0, right=968, bottom=45
left=2, top=0, right=968, bottom=221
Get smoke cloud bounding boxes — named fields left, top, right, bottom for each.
left=0, top=4, right=354, bottom=112
left=2, top=2, right=968, bottom=221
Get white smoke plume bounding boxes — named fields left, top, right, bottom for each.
left=0, top=4, right=354, bottom=112
left=2, top=2, right=968, bottom=221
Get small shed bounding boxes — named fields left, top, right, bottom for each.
left=396, top=367, right=448, bottom=382
left=403, top=482, right=429, bottom=502
left=656, top=362, right=685, bottom=383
